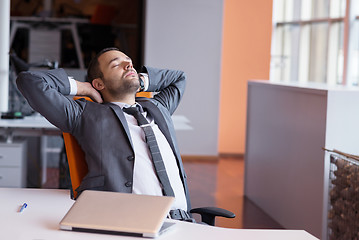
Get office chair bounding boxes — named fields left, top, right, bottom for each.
left=63, top=97, right=235, bottom=226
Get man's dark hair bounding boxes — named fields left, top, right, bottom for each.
left=87, top=47, right=120, bottom=83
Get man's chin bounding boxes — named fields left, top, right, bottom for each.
left=127, top=82, right=141, bottom=93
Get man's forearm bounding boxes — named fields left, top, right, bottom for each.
left=145, top=67, right=186, bottom=93
left=144, top=66, right=186, bottom=115
left=16, top=69, right=85, bottom=132
left=17, top=69, right=71, bottom=100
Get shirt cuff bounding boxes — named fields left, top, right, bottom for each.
left=68, top=77, right=77, bottom=95
left=139, top=73, right=149, bottom=91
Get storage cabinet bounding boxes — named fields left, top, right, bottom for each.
left=0, top=141, right=26, bottom=187
left=328, top=153, right=359, bottom=240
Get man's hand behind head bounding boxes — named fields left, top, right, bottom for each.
left=76, top=81, right=103, bottom=103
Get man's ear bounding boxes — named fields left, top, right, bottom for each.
left=92, top=78, right=105, bottom=91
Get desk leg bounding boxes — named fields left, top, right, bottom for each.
left=70, top=24, right=85, bottom=69
left=5, top=128, right=13, bottom=144
left=40, top=136, right=48, bottom=185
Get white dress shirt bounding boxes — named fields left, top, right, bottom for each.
left=115, top=102, right=187, bottom=211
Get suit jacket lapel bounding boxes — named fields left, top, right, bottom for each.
left=105, top=102, right=134, bottom=148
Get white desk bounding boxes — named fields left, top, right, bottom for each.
left=0, top=114, right=59, bottom=139
left=0, top=188, right=318, bottom=240
left=0, top=114, right=191, bottom=138
left=0, top=113, right=191, bottom=186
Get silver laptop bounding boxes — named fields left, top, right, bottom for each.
left=59, top=190, right=176, bottom=238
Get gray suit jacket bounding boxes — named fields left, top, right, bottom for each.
left=16, top=66, right=191, bottom=210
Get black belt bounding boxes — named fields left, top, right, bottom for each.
left=169, top=209, right=195, bottom=222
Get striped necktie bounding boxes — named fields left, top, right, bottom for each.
left=123, top=106, right=175, bottom=197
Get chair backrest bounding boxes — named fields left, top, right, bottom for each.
left=63, top=93, right=152, bottom=198
left=63, top=131, right=88, bottom=199
left=63, top=96, right=95, bottom=199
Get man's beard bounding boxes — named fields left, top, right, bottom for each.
left=107, top=77, right=140, bottom=97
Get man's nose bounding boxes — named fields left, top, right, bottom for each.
left=125, top=62, right=133, bottom=70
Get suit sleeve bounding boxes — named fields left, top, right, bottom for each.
left=16, top=68, right=85, bottom=133
left=143, top=66, right=186, bottom=115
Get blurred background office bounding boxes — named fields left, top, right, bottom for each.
left=0, top=0, right=274, bottom=230
left=5, top=0, right=359, bottom=238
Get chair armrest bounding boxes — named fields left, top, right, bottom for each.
left=190, top=207, right=235, bottom=226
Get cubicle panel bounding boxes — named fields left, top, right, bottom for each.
left=245, top=81, right=327, bottom=238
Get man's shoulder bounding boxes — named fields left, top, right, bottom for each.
left=73, top=98, right=114, bottom=113
left=136, top=97, right=157, bottom=107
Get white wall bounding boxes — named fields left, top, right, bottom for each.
left=0, top=0, right=10, bottom=113
left=144, top=0, right=223, bottom=156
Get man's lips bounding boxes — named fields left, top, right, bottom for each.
left=125, top=71, right=136, bottom=78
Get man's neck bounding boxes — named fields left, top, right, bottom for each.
left=104, top=94, right=136, bottom=105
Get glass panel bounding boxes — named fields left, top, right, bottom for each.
left=284, top=25, right=302, bottom=82
left=270, top=27, right=285, bottom=81
left=282, top=25, right=293, bottom=81
left=330, top=0, right=346, bottom=18
left=301, top=0, right=313, bottom=20
left=313, top=0, right=329, bottom=19
left=298, top=25, right=311, bottom=82
left=284, top=0, right=295, bottom=21
left=351, top=0, right=359, bottom=16
left=348, top=20, right=359, bottom=86
left=308, top=23, right=329, bottom=83
left=327, top=22, right=344, bottom=85
left=350, top=2, right=359, bottom=86
left=289, top=25, right=301, bottom=81
left=336, top=22, right=344, bottom=84
left=270, top=25, right=297, bottom=82
left=273, top=0, right=285, bottom=22
left=292, top=0, right=302, bottom=21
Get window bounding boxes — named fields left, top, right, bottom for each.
left=348, top=2, right=359, bottom=85
left=269, top=0, right=359, bottom=86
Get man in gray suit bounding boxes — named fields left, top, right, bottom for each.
left=16, top=47, right=192, bottom=220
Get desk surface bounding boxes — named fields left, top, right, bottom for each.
left=0, top=114, right=57, bottom=129
left=0, top=114, right=191, bottom=130
left=0, top=188, right=318, bottom=240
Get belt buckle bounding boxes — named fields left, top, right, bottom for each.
left=140, top=123, right=151, bottom=128
left=179, top=209, right=188, bottom=220
left=169, top=209, right=190, bottom=221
